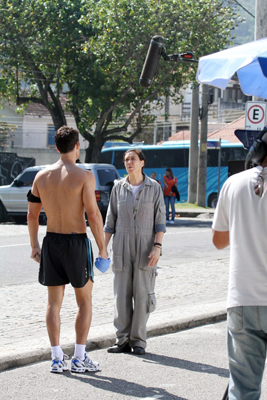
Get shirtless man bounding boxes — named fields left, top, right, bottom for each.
left=27, top=125, right=108, bottom=374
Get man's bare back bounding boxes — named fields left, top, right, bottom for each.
left=32, top=160, right=95, bottom=234
left=27, top=126, right=108, bottom=372
left=28, top=132, right=108, bottom=263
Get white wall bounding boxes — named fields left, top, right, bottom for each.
left=22, top=114, right=88, bottom=149
left=0, top=105, right=24, bottom=147
left=7, top=147, right=86, bottom=165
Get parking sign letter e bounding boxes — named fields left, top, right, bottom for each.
left=253, top=109, right=259, bottom=120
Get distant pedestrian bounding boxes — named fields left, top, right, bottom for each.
left=163, top=167, right=178, bottom=224
left=212, top=128, right=267, bottom=399
left=104, top=149, right=166, bottom=355
left=150, top=171, right=161, bottom=185
left=27, top=126, right=108, bottom=374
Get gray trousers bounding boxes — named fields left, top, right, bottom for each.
left=113, top=263, right=157, bottom=349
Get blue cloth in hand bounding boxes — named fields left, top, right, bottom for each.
left=95, top=257, right=111, bottom=273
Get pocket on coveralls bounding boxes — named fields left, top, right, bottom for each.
left=140, top=203, right=154, bottom=219
left=147, top=293, right=157, bottom=313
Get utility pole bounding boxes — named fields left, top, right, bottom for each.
left=255, top=0, right=267, bottom=40
left=153, top=118, right=158, bottom=144
left=163, top=94, right=169, bottom=141
left=188, top=84, right=199, bottom=203
left=197, top=84, right=209, bottom=207
left=254, top=0, right=267, bottom=101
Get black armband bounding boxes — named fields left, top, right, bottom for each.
left=27, top=190, right=41, bottom=203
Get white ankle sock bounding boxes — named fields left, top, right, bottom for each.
left=51, top=345, right=63, bottom=360
left=74, top=344, right=86, bottom=360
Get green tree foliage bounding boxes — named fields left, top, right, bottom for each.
left=0, top=0, right=239, bottom=161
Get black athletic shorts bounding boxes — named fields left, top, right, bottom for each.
left=39, top=232, right=94, bottom=288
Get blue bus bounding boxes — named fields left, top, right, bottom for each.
left=99, top=140, right=248, bottom=207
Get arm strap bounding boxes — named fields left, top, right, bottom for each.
left=27, top=190, right=41, bottom=203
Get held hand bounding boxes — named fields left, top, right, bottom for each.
left=99, top=248, right=108, bottom=260
left=148, top=246, right=161, bottom=268
left=30, top=246, right=41, bottom=263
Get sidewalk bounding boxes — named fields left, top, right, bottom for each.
left=0, top=209, right=224, bottom=373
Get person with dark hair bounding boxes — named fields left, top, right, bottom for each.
left=55, top=126, right=79, bottom=154
left=104, top=148, right=166, bottom=355
left=212, top=131, right=267, bottom=399
left=163, top=167, right=178, bottom=224
left=150, top=171, right=161, bottom=185
left=27, top=125, right=108, bottom=374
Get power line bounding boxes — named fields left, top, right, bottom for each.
left=233, top=0, right=255, bottom=19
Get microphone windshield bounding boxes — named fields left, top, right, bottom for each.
left=140, top=36, right=164, bottom=87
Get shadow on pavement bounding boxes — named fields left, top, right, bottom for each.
left=141, top=353, right=229, bottom=378
left=63, top=372, right=188, bottom=399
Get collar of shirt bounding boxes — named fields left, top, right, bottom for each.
left=122, top=174, right=153, bottom=191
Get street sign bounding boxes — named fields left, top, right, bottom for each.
left=245, top=101, right=267, bottom=130
left=207, top=140, right=221, bottom=149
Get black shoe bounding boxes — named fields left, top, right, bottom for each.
left=133, top=346, right=145, bottom=355
left=107, top=342, right=132, bottom=353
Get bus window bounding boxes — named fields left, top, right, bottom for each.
left=165, top=148, right=189, bottom=168
left=143, top=150, right=163, bottom=168
left=207, top=147, right=247, bottom=167
left=207, top=150, right=218, bottom=167
left=144, top=148, right=188, bottom=168
left=221, top=147, right=247, bottom=166
left=98, top=151, right=112, bottom=164
left=113, top=150, right=125, bottom=170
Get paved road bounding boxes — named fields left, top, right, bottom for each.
left=2, top=321, right=267, bottom=400
left=0, top=215, right=227, bottom=286
left=0, top=215, right=230, bottom=372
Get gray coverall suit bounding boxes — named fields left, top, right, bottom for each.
left=104, top=174, right=166, bottom=349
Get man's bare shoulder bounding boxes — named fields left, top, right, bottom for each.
left=33, top=167, right=50, bottom=183
left=36, top=162, right=91, bottom=177
left=82, top=169, right=95, bottom=182
left=67, top=165, right=95, bottom=183
left=32, top=165, right=56, bottom=185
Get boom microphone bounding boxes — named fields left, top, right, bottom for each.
left=139, top=36, right=164, bottom=87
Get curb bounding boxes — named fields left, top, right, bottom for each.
left=175, top=209, right=215, bottom=218
left=0, top=310, right=226, bottom=372
left=176, top=211, right=214, bottom=218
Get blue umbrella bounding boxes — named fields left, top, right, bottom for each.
left=196, top=37, right=267, bottom=99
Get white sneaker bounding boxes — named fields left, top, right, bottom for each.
left=71, top=354, right=100, bottom=373
left=166, top=220, right=170, bottom=224
left=50, top=354, right=69, bottom=373
left=169, top=220, right=174, bottom=224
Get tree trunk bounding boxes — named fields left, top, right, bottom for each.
left=17, top=96, right=66, bottom=131
left=50, top=107, right=67, bottom=130
left=85, top=144, right=100, bottom=163
left=85, top=133, right=104, bottom=163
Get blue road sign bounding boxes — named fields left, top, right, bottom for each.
left=234, top=129, right=260, bottom=149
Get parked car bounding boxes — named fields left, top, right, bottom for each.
left=0, top=163, right=120, bottom=223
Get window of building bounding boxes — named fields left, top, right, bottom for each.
left=47, top=125, right=56, bottom=147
